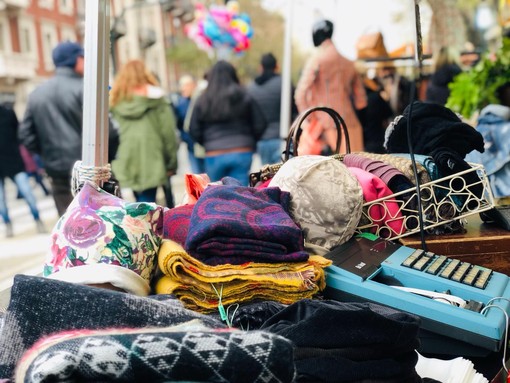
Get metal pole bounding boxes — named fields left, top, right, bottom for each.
left=279, top=0, right=294, bottom=139
left=82, top=0, right=110, bottom=170
left=411, top=0, right=424, bottom=76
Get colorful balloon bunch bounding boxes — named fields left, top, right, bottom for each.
left=185, top=1, right=253, bottom=56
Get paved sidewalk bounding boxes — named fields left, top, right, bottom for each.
left=0, top=185, right=58, bottom=292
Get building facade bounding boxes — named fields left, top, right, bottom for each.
left=0, top=0, right=190, bottom=116
left=109, top=0, right=193, bottom=90
left=110, top=0, right=171, bottom=87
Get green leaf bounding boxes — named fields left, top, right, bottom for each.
left=447, top=38, right=510, bottom=119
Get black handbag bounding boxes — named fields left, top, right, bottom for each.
left=249, top=106, right=350, bottom=187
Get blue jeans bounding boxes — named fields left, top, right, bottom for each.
left=0, top=172, right=41, bottom=224
left=205, top=151, right=253, bottom=186
left=133, top=187, right=158, bottom=203
left=257, top=138, right=283, bottom=165
left=188, top=150, right=206, bottom=174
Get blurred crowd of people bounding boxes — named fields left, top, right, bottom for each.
left=2, top=16, right=510, bottom=239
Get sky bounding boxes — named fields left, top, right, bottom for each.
left=261, top=0, right=432, bottom=60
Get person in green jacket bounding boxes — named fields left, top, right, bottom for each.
left=110, top=59, right=178, bottom=203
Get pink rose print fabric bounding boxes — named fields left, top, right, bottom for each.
left=43, top=182, right=164, bottom=295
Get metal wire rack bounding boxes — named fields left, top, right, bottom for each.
left=355, top=163, right=495, bottom=240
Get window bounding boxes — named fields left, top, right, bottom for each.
left=0, top=21, right=5, bottom=52
left=60, top=27, right=76, bottom=42
left=44, top=33, right=52, bottom=59
left=19, top=27, right=32, bottom=53
left=59, top=0, right=73, bottom=15
left=20, top=27, right=30, bottom=52
left=18, top=19, right=37, bottom=57
left=40, top=23, right=58, bottom=70
left=38, top=0, right=54, bottom=10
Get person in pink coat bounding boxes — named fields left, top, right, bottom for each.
left=295, top=19, right=367, bottom=153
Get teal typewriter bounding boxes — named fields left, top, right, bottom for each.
left=324, top=234, right=510, bottom=356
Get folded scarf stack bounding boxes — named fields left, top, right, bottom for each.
left=184, top=184, right=310, bottom=265
left=14, top=322, right=295, bottom=383
left=156, top=240, right=331, bottom=312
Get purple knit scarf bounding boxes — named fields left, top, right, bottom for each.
left=185, top=185, right=309, bottom=265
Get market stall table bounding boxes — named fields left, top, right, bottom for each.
left=399, top=214, right=510, bottom=276
left=385, top=214, right=510, bottom=381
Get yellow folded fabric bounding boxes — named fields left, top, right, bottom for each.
left=155, top=240, right=332, bottom=312
left=158, top=240, right=330, bottom=285
left=156, top=275, right=322, bottom=312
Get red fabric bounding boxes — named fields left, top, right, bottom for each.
left=19, top=145, right=38, bottom=173
left=256, top=179, right=272, bottom=189
left=348, top=167, right=405, bottom=238
left=298, top=118, right=325, bottom=156
left=184, top=173, right=211, bottom=204
left=162, top=204, right=194, bottom=246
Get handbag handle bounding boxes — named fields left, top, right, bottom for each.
left=283, top=106, right=350, bottom=162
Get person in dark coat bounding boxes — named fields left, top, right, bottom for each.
left=171, top=75, right=206, bottom=175
left=360, top=76, right=394, bottom=153
left=426, top=46, right=463, bottom=106
left=0, top=104, right=46, bottom=237
left=19, top=41, right=119, bottom=216
left=247, top=53, right=298, bottom=165
left=18, top=41, right=85, bottom=217
left=189, top=60, right=266, bottom=186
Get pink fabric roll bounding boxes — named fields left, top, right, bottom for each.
left=348, top=167, right=405, bottom=238
left=343, top=153, right=403, bottom=186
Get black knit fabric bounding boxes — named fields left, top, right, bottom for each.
left=384, top=101, right=484, bottom=157
left=208, top=300, right=287, bottom=330
left=15, top=326, right=296, bottom=383
left=384, top=101, right=486, bottom=210
left=260, top=299, right=422, bottom=383
left=0, top=275, right=225, bottom=380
